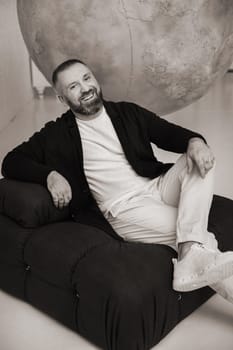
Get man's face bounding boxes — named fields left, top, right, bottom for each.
left=56, top=63, right=103, bottom=116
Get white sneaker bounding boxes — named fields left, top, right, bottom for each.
left=173, top=243, right=233, bottom=292
left=210, top=274, right=233, bottom=304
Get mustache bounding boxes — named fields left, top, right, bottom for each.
left=80, top=87, right=98, bottom=100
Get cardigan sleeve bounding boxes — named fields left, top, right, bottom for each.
left=135, top=104, right=206, bottom=153
left=1, top=122, right=55, bottom=186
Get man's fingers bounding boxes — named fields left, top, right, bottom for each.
left=52, top=191, right=72, bottom=209
left=205, top=160, right=212, bottom=170
left=52, top=193, right=59, bottom=208
left=194, top=155, right=215, bottom=179
left=57, top=192, right=71, bottom=209
left=47, top=171, right=72, bottom=208
left=187, top=156, right=193, bottom=173
left=63, top=194, right=72, bottom=207
left=197, top=159, right=207, bottom=178
left=187, top=139, right=216, bottom=179
left=51, top=192, right=64, bottom=209
left=64, top=187, right=72, bottom=201
left=58, top=196, right=65, bottom=209
left=62, top=187, right=72, bottom=207
left=203, top=158, right=215, bottom=175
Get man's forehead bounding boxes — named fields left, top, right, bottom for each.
left=58, top=63, right=92, bottom=82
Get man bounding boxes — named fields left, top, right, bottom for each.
left=2, top=59, right=233, bottom=301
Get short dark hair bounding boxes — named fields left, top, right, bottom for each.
left=52, top=58, right=86, bottom=86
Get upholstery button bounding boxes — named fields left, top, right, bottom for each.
left=25, top=265, right=31, bottom=271
left=76, top=292, right=80, bottom=298
left=178, top=293, right=182, bottom=301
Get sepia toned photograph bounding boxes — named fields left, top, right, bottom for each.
left=0, top=1, right=233, bottom=349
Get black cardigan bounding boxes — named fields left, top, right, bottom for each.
left=1, top=100, right=205, bottom=240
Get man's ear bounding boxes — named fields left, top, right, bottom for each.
left=57, top=95, right=64, bottom=104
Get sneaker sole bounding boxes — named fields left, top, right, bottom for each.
left=210, top=283, right=233, bottom=304
left=173, top=260, right=233, bottom=292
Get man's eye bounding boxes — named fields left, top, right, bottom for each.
left=70, top=84, right=76, bottom=90
left=84, top=76, right=91, bottom=81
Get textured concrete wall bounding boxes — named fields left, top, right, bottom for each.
left=17, top=0, right=233, bottom=115
left=0, top=0, right=32, bottom=132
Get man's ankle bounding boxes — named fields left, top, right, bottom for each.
left=178, top=241, right=201, bottom=261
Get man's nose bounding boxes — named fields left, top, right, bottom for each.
left=80, top=82, right=90, bottom=93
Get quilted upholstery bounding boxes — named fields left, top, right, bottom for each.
left=1, top=184, right=233, bottom=349
left=0, top=179, right=69, bottom=227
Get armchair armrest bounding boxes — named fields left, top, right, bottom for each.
left=0, top=179, right=69, bottom=227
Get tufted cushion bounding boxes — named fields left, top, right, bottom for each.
left=0, top=212, right=214, bottom=349
left=208, top=195, right=233, bottom=251
left=0, top=179, right=69, bottom=227
left=0, top=184, right=233, bottom=349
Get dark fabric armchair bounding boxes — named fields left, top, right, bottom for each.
left=0, top=178, right=233, bottom=350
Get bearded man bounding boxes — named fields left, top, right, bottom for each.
left=2, top=59, right=233, bottom=301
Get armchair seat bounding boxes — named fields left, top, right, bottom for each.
left=0, top=179, right=233, bottom=350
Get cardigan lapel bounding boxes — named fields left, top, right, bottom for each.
left=66, top=110, right=84, bottom=171
left=65, top=101, right=134, bottom=172
left=104, top=100, right=133, bottom=163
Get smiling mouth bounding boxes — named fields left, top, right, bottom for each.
left=81, top=91, right=95, bottom=102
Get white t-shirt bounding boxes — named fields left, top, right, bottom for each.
left=75, top=107, right=152, bottom=216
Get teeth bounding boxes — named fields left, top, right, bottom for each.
left=83, top=92, right=94, bottom=101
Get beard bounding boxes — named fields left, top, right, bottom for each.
left=67, top=87, right=103, bottom=116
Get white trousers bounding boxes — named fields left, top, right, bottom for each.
left=106, top=154, right=218, bottom=251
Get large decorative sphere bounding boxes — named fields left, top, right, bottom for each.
left=17, top=0, right=233, bottom=115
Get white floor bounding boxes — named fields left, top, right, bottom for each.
left=0, top=290, right=233, bottom=350
left=0, top=74, right=233, bottom=349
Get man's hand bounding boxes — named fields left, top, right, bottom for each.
left=47, top=171, right=72, bottom=209
left=186, top=138, right=215, bottom=178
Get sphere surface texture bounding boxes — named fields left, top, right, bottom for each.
left=18, top=0, right=233, bottom=114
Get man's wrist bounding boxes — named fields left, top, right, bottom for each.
left=188, top=137, right=206, bottom=145
left=47, top=170, right=57, bottom=182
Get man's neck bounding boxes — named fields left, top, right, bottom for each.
left=73, top=105, right=104, bottom=121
